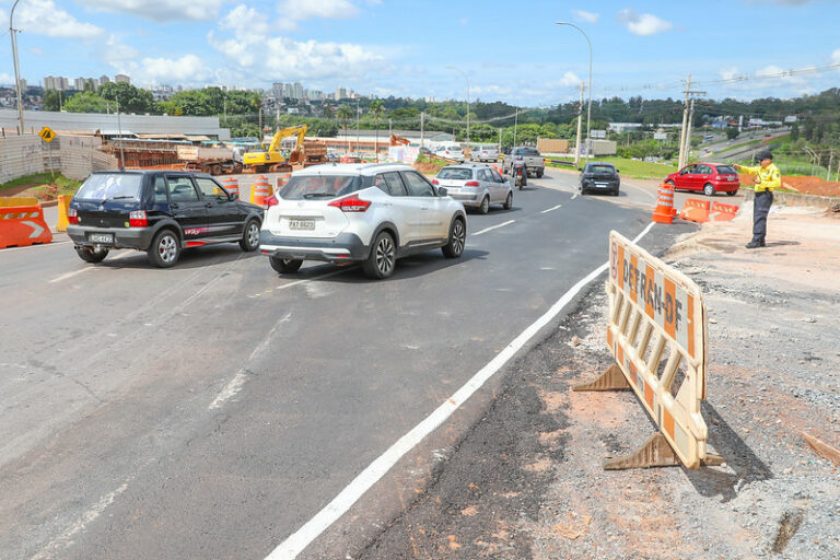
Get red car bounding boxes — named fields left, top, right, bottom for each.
left=665, top=162, right=740, bottom=196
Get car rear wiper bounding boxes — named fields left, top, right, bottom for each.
left=102, top=195, right=136, bottom=202
left=302, top=193, right=337, bottom=199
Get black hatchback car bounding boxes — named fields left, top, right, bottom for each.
left=579, top=162, right=620, bottom=196
left=67, top=171, right=264, bottom=267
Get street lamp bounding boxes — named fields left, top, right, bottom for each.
left=447, top=66, right=470, bottom=146
left=9, top=0, right=25, bottom=134
left=556, top=21, right=592, bottom=155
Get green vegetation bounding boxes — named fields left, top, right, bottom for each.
left=547, top=156, right=677, bottom=181
left=0, top=173, right=81, bottom=197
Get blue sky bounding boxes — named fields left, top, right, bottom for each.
left=1, top=0, right=839, bottom=105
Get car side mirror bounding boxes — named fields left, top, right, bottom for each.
left=437, top=186, right=448, bottom=197
left=578, top=167, right=583, bottom=172
left=615, top=169, right=620, bottom=174
left=229, top=192, right=239, bottom=201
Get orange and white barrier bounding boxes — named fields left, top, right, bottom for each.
left=651, top=183, right=677, bottom=224
left=575, top=231, right=721, bottom=470
left=710, top=201, right=739, bottom=222
left=679, top=198, right=711, bottom=223
left=0, top=197, right=53, bottom=249
left=223, top=177, right=240, bottom=199
left=275, top=173, right=292, bottom=192
left=250, top=176, right=273, bottom=208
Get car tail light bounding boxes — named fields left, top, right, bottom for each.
left=713, top=175, right=721, bottom=181
left=129, top=210, right=148, bottom=227
left=68, top=207, right=79, bottom=225
left=464, top=180, right=480, bottom=187
left=265, top=195, right=279, bottom=207
left=328, top=195, right=371, bottom=212
left=431, top=179, right=440, bottom=185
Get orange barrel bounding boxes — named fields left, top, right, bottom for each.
left=651, top=183, right=675, bottom=224
left=223, top=177, right=239, bottom=199
left=250, top=176, right=273, bottom=208
left=276, top=173, right=292, bottom=192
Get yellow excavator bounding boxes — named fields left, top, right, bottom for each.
left=242, top=125, right=308, bottom=173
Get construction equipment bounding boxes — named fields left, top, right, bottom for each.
left=177, top=145, right=243, bottom=175
left=389, top=134, right=411, bottom=147
left=243, top=125, right=327, bottom=173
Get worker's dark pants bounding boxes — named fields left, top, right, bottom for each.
left=752, top=190, right=773, bottom=243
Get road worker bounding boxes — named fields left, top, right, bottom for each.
left=734, top=150, right=780, bottom=249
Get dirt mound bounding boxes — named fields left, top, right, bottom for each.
left=739, top=173, right=840, bottom=198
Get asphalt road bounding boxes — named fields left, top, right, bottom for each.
left=1, top=171, right=691, bottom=559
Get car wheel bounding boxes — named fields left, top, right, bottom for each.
left=537, top=169, right=544, bottom=178
left=269, top=256, right=303, bottom=273
left=726, top=190, right=737, bottom=197
left=148, top=229, right=181, bottom=268
left=503, top=192, right=513, bottom=210
left=363, top=231, right=396, bottom=279
left=75, top=246, right=109, bottom=263
left=442, top=217, right=466, bottom=259
left=703, top=183, right=716, bottom=197
left=478, top=196, right=490, bottom=214
left=612, top=188, right=620, bottom=197
left=239, top=219, right=260, bottom=252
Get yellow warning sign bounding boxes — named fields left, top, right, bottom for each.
left=39, top=127, right=56, bottom=143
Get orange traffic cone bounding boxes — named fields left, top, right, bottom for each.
left=651, top=183, right=676, bottom=224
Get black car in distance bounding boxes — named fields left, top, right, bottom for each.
left=579, top=162, right=620, bottom=196
left=67, top=171, right=264, bottom=267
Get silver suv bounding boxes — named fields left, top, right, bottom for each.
left=432, top=164, right=513, bottom=214
left=259, top=163, right=468, bottom=279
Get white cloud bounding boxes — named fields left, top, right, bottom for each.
left=139, top=54, right=207, bottom=83
left=6, top=0, right=102, bottom=38
left=78, top=0, right=225, bottom=22
left=0, top=73, right=14, bottom=85
left=573, top=9, right=599, bottom=23
left=832, top=48, right=840, bottom=64
left=560, top=71, right=582, bottom=86
left=278, top=0, right=359, bottom=20
left=209, top=4, right=382, bottom=81
left=720, top=67, right=741, bottom=81
left=618, top=9, right=672, bottom=36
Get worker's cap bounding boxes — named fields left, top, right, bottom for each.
left=756, top=150, right=773, bottom=162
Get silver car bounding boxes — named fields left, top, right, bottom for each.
left=471, top=146, right=499, bottom=163
left=433, top=164, right=513, bottom=214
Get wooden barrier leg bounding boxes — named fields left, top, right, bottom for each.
left=604, top=433, right=680, bottom=470
left=572, top=363, right=631, bottom=392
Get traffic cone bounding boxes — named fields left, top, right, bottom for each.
left=651, top=183, right=676, bottom=224
left=250, top=176, right=273, bottom=207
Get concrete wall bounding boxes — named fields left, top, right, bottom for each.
left=0, top=134, right=117, bottom=184
left=0, top=109, right=231, bottom=140
left=744, top=189, right=840, bottom=211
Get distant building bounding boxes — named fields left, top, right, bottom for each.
left=336, top=87, right=348, bottom=100
left=292, top=82, right=304, bottom=100
left=115, top=74, right=131, bottom=84
left=44, top=76, right=70, bottom=91
left=784, top=115, right=798, bottom=124
left=99, top=75, right=111, bottom=87
left=308, top=90, right=324, bottom=101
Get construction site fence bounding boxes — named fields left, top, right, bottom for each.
left=0, top=134, right=117, bottom=184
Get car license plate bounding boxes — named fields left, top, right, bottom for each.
left=88, top=233, right=114, bottom=244
left=595, top=183, right=608, bottom=188
left=289, top=219, right=315, bottom=231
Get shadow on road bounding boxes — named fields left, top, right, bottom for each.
left=99, top=245, right=260, bottom=270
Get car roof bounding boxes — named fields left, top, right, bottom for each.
left=292, top=162, right=414, bottom=177
left=91, top=169, right=214, bottom=179
left=586, top=162, right=615, bottom=166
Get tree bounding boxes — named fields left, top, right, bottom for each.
left=790, top=121, right=800, bottom=141
left=725, top=127, right=739, bottom=141
left=64, top=92, right=110, bottom=113
left=98, top=82, right=156, bottom=114
left=43, top=90, right=62, bottom=111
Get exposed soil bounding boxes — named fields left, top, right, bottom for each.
left=359, top=206, right=840, bottom=560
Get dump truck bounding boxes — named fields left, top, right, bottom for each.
left=177, top=145, right=243, bottom=175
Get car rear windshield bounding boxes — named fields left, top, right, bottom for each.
left=438, top=168, right=473, bottom=180
left=586, top=165, right=615, bottom=174
left=716, top=165, right=736, bottom=175
left=514, top=148, right=540, bottom=156
left=75, top=174, right=143, bottom=201
left=280, top=175, right=361, bottom=200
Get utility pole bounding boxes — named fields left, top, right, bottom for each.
left=388, top=118, right=392, bottom=137
left=9, top=0, right=24, bottom=134
left=116, top=97, right=126, bottom=171
left=513, top=108, right=519, bottom=148
left=498, top=127, right=502, bottom=152
left=574, top=81, right=584, bottom=168
left=355, top=98, right=360, bottom=154
left=827, top=150, right=834, bottom=181
left=678, top=75, right=705, bottom=169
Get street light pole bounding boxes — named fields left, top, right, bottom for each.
left=556, top=22, right=592, bottom=156
left=10, top=0, right=25, bottom=134
left=448, top=66, right=470, bottom=146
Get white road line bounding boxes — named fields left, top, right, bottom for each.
left=266, top=221, right=657, bottom=559
left=540, top=204, right=563, bottom=214
left=471, top=220, right=515, bottom=236
left=273, top=267, right=355, bottom=291
left=571, top=193, right=579, bottom=200
left=209, top=313, right=293, bottom=410
left=30, top=479, right=131, bottom=560
left=48, top=267, right=93, bottom=284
